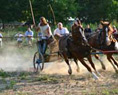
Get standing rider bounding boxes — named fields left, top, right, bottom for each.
left=37, top=17, right=52, bottom=55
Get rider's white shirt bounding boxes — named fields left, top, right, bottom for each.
left=38, top=23, right=52, bottom=39
left=53, top=28, right=69, bottom=36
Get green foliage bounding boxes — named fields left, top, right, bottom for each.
left=0, top=69, right=10, bottom=78
left=77, top=0, right=114, bottom=22
left=0, top=0, right=118, bottom=25
left=0, top=0, right=29, bottom=22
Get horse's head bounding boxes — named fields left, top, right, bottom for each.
left=100, top=21, right=113, bottom=46
left=71, top=24, right=88, bottom=46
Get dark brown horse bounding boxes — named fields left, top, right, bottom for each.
left=88, top=21, right=118, bottom=72
left=59, top=24, right=100, bottom=79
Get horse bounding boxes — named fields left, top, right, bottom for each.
left=88, top=21, right=118, bottom=73
left=58, top=24, right=100, bottom=79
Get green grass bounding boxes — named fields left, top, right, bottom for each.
left=35, top=75, right=59, bottom=83
left=5, top=80, right=16, bottom=89
left=18, top=72, right=31, bottom=80
left=0, top=69, right=10, bottom=78
left=102, top=89, right=118, bottom=95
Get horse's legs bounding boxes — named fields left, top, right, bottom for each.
left=110, top=55, right=118, bottom=68
left=110, top=55, right=118, bottom=73
left=79, top=59, right=99, bottom=79
left=106, top=54, right=118, bottom=73
left=87, top=55, right=101, bottom=77
left=94, top=54, right=106, bottom=70
left=74, top=58, right=80, bottom=72
left=87, top=55, right=96, bottom=71
left=63, top=53, right=72, bottom=75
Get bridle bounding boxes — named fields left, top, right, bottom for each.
left=72, top=26, right=90, bottom=46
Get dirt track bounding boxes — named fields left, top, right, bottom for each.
left=0, top=45, right=118, bottom=95
left=0, top=60, right=118, bottom=95
left=0, top=70, right=118, bottom=95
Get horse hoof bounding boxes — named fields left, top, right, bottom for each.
left=76, top=68, right=80, bottom=73
left=93, top=75, right=99, bottom=80
left=102, top=66, right=106, bottom=70
left=92, top=72, right=99, bottom=80
left=96, top=71, right=103, bottom=77
left=68, top=69, right=72, bottom=75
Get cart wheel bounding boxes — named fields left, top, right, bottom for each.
left=33, top=52, right=44, bottom=72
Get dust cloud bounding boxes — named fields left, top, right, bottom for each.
left=0, top=43, right=35, bottom=72
left=0, top=42, right=117, bottom=75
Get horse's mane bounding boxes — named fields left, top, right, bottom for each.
left=87, top=30, right=99, bottom=40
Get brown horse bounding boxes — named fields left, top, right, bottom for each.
left=88, top=21, right=118, bottom=72
left=59, top=25, right=100, bottom=79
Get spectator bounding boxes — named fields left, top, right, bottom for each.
left=25, top=27, right=34, bottom=46
left=53, top=22, right=69, bottom=39
left=84, top=24, right=92, bottom=38
left=0, top=32, right=3, bottom=47
left=15, top=32, right=24, bottom=47
left=96, top=24, right=103, bottom=32
left=113, top=25, right=118, bottom=34
left=112, top=25, right=118, bottom=40
left=96, top=24, right=103, bottom=44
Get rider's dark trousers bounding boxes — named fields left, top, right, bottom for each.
left=38, top=39, right=47, bottom=55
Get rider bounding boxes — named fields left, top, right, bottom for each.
left=53, top=22, right=69, bottom=39
left=54, top=22, right=70, bottom=56
left=37, top=17, right=52, bottom=55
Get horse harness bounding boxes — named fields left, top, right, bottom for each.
left=59, top=35, right=92, bottom=58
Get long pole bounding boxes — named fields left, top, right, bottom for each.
left=29, top=0, right=36, bottom=27
left=29, top=0, right=38, bottom=41
left=49, top=4, right=56, bottom=25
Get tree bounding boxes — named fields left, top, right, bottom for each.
left=0, top=0, right=29, bottom=28
left=76, top=0, right=115, bottom=23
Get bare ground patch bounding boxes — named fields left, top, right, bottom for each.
left=0, top=70, right=118, bottom=95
